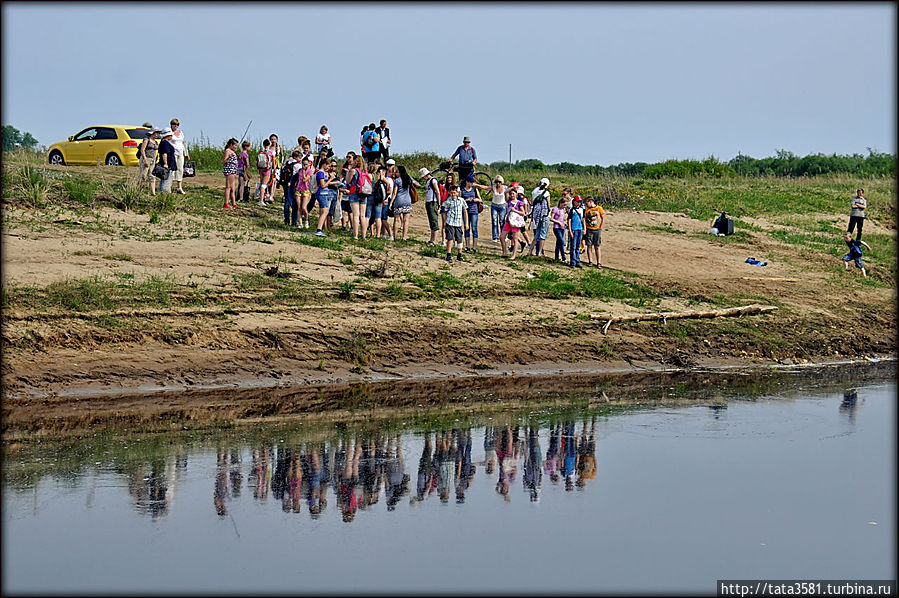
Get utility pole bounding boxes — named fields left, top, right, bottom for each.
left=509, top=143, right=512, bottom=173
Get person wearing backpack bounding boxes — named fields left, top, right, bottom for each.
left=367, top=165, right=389, bottom=239
left=344, top=155, right=367, bottom=240
left=420, top=167, right=442, bottom=246
left=361, top=123, right=381, bottom=165
left=256, top=138, right=273, bottom=205
left=281, top=150, right=302, bottom=227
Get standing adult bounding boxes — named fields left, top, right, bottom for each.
left=138, top=128, right=160, bottom=195
left=315, top=125, right=332, bottom=167
left=377, top=119, right=391, bottom=163
left=420, top=167, right=442, bottom=246
left=847, top=188, right=867, bottom=241
left=156, top=128, right=176, bottom=194
left=314, top=159, right=340, bottom=237
left=361, top=124, right=381, bottom=165
left=390, top=165, right=417, bottom=242
left=268, top=133, right=283, bottom=202
left=381, top=160, right=397, bottom=239
left=168, top=118, right=190, bottom=195
left=528, top=178, right=551, bottom=257
left=490, top=175, right=507, bottom=243
left=449, top=136, right=477, bottom=183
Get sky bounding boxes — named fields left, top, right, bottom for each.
left=2, top=2, right=895, bottom=166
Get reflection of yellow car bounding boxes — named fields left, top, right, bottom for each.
left=47, top=124, right=150, bottom=167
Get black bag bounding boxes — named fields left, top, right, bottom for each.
left=714, top=212, right=734, bottom=236
left=152, top=164, right=168, bottom=179
left=183, top=160, right=196, bottom=177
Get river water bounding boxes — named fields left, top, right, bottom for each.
left=2, top=369, right=895, bottom=594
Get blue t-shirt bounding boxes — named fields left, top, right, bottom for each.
left=845, top=238, right=864, bottom=258
left=362, top=130, right=380, bottom=152
left=569, top=207, right=584, bottom=231
left=461, top=187, right=479, bottom=215
left=454, top=145, right=477, bottom=164
left=315, top=170, right=328, bottom=196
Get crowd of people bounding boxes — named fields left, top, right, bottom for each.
left=136, top=118, right=190, bottom=195
left=212, top=124, right=609, bottom=267
left=212, top=419, right=599, bottom=521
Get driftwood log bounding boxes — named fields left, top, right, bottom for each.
left=591, top=304, right=778, bottom=335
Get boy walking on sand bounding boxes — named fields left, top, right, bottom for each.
left=443, top=185, right=469, bottom=263
left=842, top=232, right=872, bottom=278
left=583, top=197, right=605, bottom=268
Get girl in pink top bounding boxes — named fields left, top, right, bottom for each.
left=295, top=157, right=315, bottom=229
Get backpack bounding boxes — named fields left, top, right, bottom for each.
left=433, top=178, right=448, bottom=203
left=278, top=160, right=296, bottom=187
left=358, top=169, right=373, bottom=196
left=256, top=151, right=270, bottom=169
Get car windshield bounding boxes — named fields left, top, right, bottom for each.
left=126, top=128, right=149, bottom=140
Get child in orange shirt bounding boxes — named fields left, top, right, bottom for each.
left=583, top=197, right=605, bottom=268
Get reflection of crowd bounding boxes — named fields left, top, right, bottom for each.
left=204, top=418, right=599, bottom=522
left=127, top=453, right=187, bottom=519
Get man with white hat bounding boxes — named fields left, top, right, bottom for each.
left=419, top=167, right=442, bottom=245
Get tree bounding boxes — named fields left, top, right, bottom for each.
left=2, top=125, right=39, bottom=152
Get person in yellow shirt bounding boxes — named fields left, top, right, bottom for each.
left=583, top=196, right=605, bottom=268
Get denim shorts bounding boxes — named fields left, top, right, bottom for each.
left=381, top=201, right=390, bottom=220
left=366, top=198, right=383, bottom=220
left=533, top=219, right=549, bottom=241
left=317, top=189, right=335, bottom=209
left=347, top=192, right=365, bottom=204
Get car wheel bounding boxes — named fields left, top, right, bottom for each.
left=105, top=153, right=123, bottom=166
left=49, top=151, right=65, bottom=166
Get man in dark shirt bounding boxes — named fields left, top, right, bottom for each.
left=377, top=119, right=390, bottom=163
left=449, top=136, right=477, bottom=183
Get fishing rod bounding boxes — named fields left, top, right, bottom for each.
left=239, top=120, right=252, bottom=144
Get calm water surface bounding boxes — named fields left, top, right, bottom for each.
left=3, top=376, right=895, bottom=594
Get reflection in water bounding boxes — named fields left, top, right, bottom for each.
left=128, top=454, right=186, bottom=519
left=211, top=417, right=601, bottom=521
left=840, top=389, right=862, bottom=422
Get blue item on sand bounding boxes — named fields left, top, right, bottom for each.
left=745, top=257, right=768, bottom=267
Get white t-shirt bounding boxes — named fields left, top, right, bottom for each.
left=315, top=133, right=330, bottom=153
left=531, top=186, right=549, bottom=203
left=170, top=128, right=186, bottom=156
left=492, top=184, right=507, bottom=206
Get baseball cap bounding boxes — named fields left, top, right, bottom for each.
left=573, top=195, right=583, bottom=203
left=386, top=159, right=396, bottom=165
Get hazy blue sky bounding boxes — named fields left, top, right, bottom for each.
left=2, top=3, right=895, bottom=165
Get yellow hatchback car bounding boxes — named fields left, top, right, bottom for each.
left=47, top=124, right=151, bottom=167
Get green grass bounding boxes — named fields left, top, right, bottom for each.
left=405, top=269, right=473, bottom=298
left=102, top=253, right=133, bottom=262
left=5, top=274, right=181, bottom=312
left=295, top=234, right=343, bottom=251
left=519, top=269, right=658, bottom=304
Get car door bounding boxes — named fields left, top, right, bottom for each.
left=92, top=127, right=119, bottom=164
left=68, top=128, right=98, bottom=164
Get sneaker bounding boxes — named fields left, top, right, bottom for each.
left=446, top=254, right=453, bottom=263
left=427, top=241, right=436, bottom=246
left=456, top=253, right=466, bottom=262
left=575, top=264, right=583, bottom=269
left=314, top=230, right=326, bottom=237
left=258, top=201, right=266, bottom=207
left=389, top=236, right=395, bottom=241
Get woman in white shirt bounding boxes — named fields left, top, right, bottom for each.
left=490, top=175, right=507, bottom=242
left=314, top=125, right=331, bottom=167
left=169, top=118, right=190, bottom=194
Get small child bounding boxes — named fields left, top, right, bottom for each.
left=842, top=232, right=872, bottom=278
left=443, top=185, right=469, bottom=263
left=583, top=196, right=605, bottom=269
left=237, top=140, right=251, bottom=202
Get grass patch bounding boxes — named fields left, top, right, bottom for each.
left=295, top=234, right=343, bottom=251
left=520, top=269, right=658, bottom=304
left=644, top=224, right=686, bottom=235
left=405, top=269, right=471, bottom=298
left=338, top=333, right=372, bottom=366
left=337, top=281, right=357, bottom=299
left=102, top=253, right=133, bottom=262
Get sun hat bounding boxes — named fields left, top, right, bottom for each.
left=160, top=127, right=173, bottom=137
left=386, top=158, right=396, bottom=166
left=462, top=136, right=471, bottom=143
left=540, top=177, right=550, bottom=186
left=418, top=167, right=430, bottom=177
